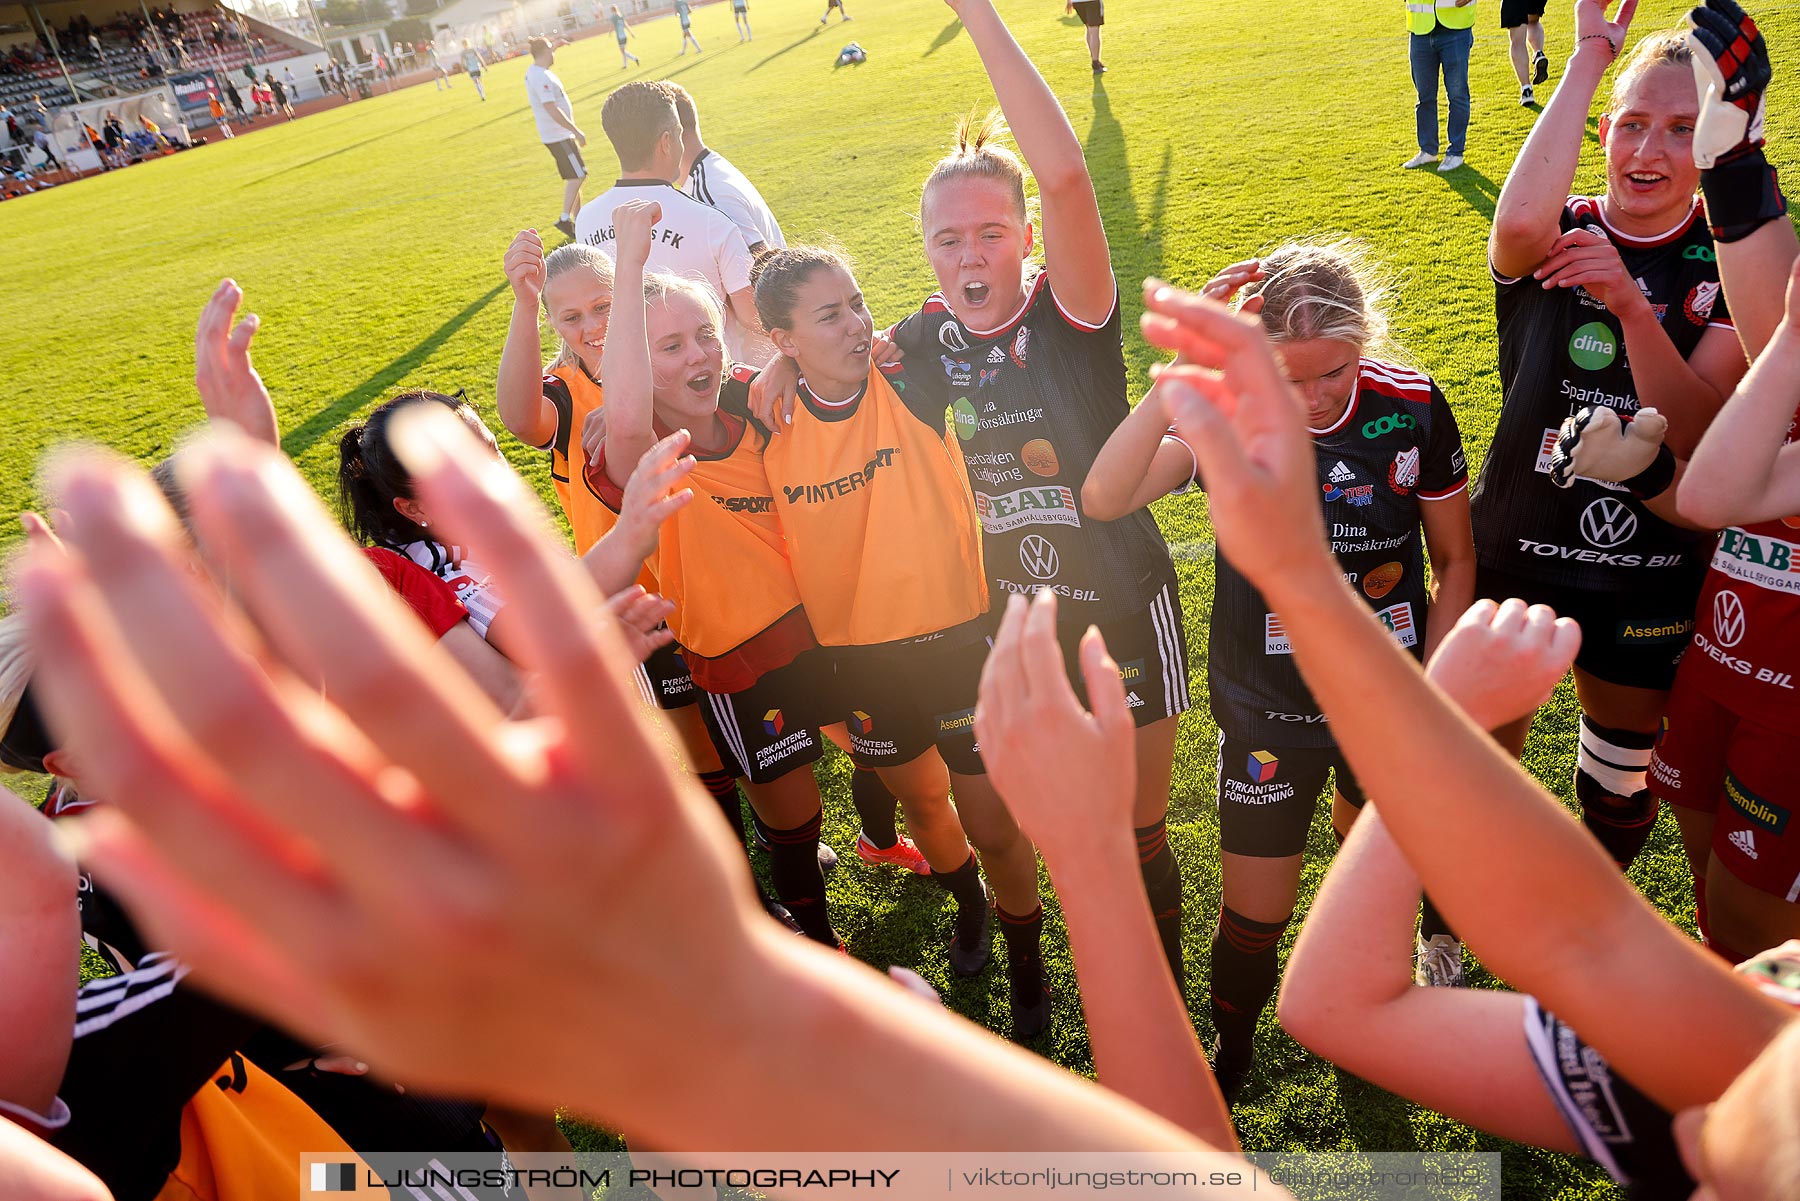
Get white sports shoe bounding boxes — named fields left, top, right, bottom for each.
left=1402, top=151, right=1439, bottom=169
left=1416, top=934, right=1466, bottom=987
left=1520, top=84, right=1535, bottom=106
left=1438, top=154, right=1465, bottom=172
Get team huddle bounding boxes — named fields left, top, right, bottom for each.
left=4, top=0, right=1800, bottom=1198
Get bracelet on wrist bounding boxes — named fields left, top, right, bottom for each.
left=1576, top=32, right=1617, bottom=59
left=1624, top=443, right=1677, bottom=501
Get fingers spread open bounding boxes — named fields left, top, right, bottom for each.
left=174, top=431, right=525, bottom=853
left=16, top=523, right=344, bottom=946
left=389, top=406, right=674, bottom=819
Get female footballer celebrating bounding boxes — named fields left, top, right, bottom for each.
left=751, top=245, right=1061, bottom=1034
left=596, top=199, right=849, bottom=948
left=885, top=0, right=1191, bottom=1004
left=1084, top=242, right=1474, bottom=1101
left=1476, top=0, right=1755, bottom=876
left=494, top=230, right=770, bottom=862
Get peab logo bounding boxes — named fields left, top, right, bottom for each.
left=1568, top=321, right=1618, bottom=371
left=1579, top=497, right=1637, bottom=548
left=1713, top=589, right=1746, bottom=649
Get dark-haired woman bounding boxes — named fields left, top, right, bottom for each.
left=335, top=388, right=686, bottom=680
left=750, top=244, right=1059, bottom=1032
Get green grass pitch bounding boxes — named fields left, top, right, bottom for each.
left=6, top=0, right=1798, bottom=1196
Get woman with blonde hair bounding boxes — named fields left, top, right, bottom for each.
left=1084, top=239, right=1475, bottom=1101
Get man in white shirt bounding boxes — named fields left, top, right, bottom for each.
left=668, top=82, right=785, bottom=256
left=575, top=81, right=770, bottom=364
left=523, top=37, right=587, bottom=239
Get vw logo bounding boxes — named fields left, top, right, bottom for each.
left=938, top=320, right=969, bottom=352
left=1713, top=589, right=1746, bottom=648
left=1579, top=497, right=1638, bottom=549
left=1019, top=535, right=1060, bottom=581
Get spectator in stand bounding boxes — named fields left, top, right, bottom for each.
left=31, top=127, right=60, bottom=172
left=82, top=118, right=107, bottom=166
left=102, top=110, right=123, bottom=157
left=87, top=31, right=102, bottom=62
left=267, top=71, right=292, bottom=120
left=284, top=65, right=299, bottom=101
left=27, top=94, right=49, bottom=130
left=315, top=62, right=327, bottom=95
left=226, top=77, right=247, bottom=121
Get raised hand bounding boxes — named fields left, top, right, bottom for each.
left=581, top=404, right=608, bottom=462
left=611, top=427, right=696, bottom=564
left=974, top=592, right=1135, bottom=869
left=17, top=413, right=763, bottom=1117
left=1688, top=0, right=1769, bottom=169
left=194, top=278, right=278, bottom=446
left=610, top=199, right=661, bottom=271
left=1199, top=259, right=1266, bottom=317
left=1138, top=278, right=1329, bottom=589
left=503, top=229, right=547, bottom=303
left=1548, top=405, right=1669, bottom=487
left=1573, top=0, right=1639, bottom=61
left=1423, top=598, right=1582, bottom=731
left=604, top=585, right=676, bottom=662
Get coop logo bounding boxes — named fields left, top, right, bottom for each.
left=762, top=709, right=785, bottom=737
left=1019, top=535, right=1060, bottom=580
left=1568, top=322, right=1619, bottom=371
left=1713, top=590, right=1747, bottom=649
left=1580, top=497, right=1638, bottom=549
left=1361, top=412, right=1416, bottom=440
left=939, top=320, right=969, bottom=351
left=974, top=485, right=1081, bottom=534
left=1683, top=244, right=1717, bottom=262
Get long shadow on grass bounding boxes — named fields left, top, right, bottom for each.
left=1085, top=79, right=1173, bottom=288
left=1434, top=162, right=1501, bottom=221
left=239, top=111, right=457, bottom=188
left=662, top=39, right=745, bottom=82
left=279, top=282, right=507, bottom=459
left=749, top=25, right=823, bottom=72
left=923, top=18, right=961, bottom=56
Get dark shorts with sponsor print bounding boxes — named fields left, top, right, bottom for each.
left=631, top=642, right=698, bottom=710
left=1651, top=682, right=1800, bottom=901
left=546, top=137, right=586, bottom=181
left=1072, top=0, right=1104, bottom=25
left=1500, top=0, right=1546, bottom=27
left=935, top=584, right=1193, bottom=774
left=1215, top=733, right=1367, bottom=858
left=834, top=622, right=989, bottom=777
left=1476, top=563, right=1699, bottom=692
left=697, top=648, right=834, bottom=786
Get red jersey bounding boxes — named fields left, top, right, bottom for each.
left=361, top=546, right=467, bottom=638
left=1680, top=407, right=1800, bottom=730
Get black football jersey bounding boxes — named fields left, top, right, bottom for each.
left=892, top=273, right=1177, bottom=626
left=1472, top=197, right=1731, bottom=594
left=1206, top=359, right=1468, bottom=748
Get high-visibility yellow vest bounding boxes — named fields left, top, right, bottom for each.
left=1407, top=0, right=1476, bottom=34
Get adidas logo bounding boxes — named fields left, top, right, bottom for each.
left=1126, top=691, right=1145, bottom=709
left=1328, top=461, right=1355, bottom=483
left=987, top=346, right=1007, bottom=363
left=1729, top=827, right=1758, bottom=860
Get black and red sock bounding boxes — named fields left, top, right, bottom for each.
left=752, top=810, right=835, bottom=947
left=1135, top=818, right=1185, bottom=990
